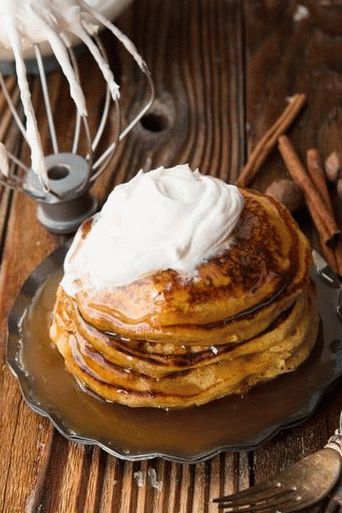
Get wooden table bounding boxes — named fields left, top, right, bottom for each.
left=1, top=1, right=342, bottom=512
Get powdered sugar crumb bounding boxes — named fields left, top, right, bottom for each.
left=134, top=471, right=145, bottom=488
left=134, top=468, right=163, bottom=491
left=293, top=5, right=310, bottom=22
left=148, top=468, right=163, bottom=492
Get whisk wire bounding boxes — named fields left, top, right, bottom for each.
left=0, top=72, right=28, bottom=144
left=34, top=45, right=59, bottom=155
left=90, top=98, right=120, bottom=182
left=89, top=34, right=121, bottom=180
left=92, top=85, right=111, bottom=153
left=0, top=15, right=155, bottom=233
left=91, top=35, right=112, bottom=153
left=65, top=43, right=94, bottom=175
left=119, top=71, right=155, bottom=142
left=1, top=30, right=154, bottom=190
left=66, top=43, right=83, bottom=155
left=92, top=70, right=155, bottom=175
left=0, top=86, right=20, bottom=142
left=7, top=150, right=30, bottom=173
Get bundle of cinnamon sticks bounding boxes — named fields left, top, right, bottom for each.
left=237, top=94, right=342, bottom=276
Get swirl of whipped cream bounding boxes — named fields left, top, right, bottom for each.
left=61, top=164, right=245, bottom=293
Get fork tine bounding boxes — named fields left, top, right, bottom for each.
left=323, top=500, right=342, bottom=513
left=213, top=482, right=279, bottom=503
left=216, top=488, right=296, bottom=508
left=216, top=495, right=296, bottom=512
left=310, top=499, right=327, bottom=513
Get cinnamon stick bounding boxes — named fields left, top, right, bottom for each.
left=306, top=149, right=340, bottom=273
left=305, top=197, right=331, bottom=243
left=320, top=242, right=338, bottom=273
left=305, top=197, right=339, bottom=273
left=278, top=136, right=340, bottom=243
left=306, top=149, right=334, bottom=215
left=237, top=94, right=307, bottom=187
left=336, top=238, right=342, bottom=276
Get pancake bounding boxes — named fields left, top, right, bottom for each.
left=52, top=283, right=313, bottom=379
left=50, top=186, right=318, bottom=408
left=51, top=281, right=318, bottom=408
left=73, top=189, right=311, bottom=345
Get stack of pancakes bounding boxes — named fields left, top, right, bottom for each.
left=50, top=189, right=319, bottom=408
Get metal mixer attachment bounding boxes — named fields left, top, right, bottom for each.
left=0, top=21, right=154, bottom=234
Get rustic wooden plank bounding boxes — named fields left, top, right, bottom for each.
left=0, top=187, right=12, bottom=260
left=0, top=180, right=58, bottom=513
left=244, top=0, right=342, bottom=484
left=0, top=52, right=110, bottom=513
left=80, top=447, right=104, bottom=513
left=325, top=391, right=342, bottom=443
left=244, top=0, right=342, bottom=191
left=15, top=1, right=246, bottom=512
left=100, top=456, right=123, bottom=513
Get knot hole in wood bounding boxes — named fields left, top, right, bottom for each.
left=139, top=97, right=174, bottom=136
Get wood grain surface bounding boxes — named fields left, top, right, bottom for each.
left=0, top=1, right=341, bottom=512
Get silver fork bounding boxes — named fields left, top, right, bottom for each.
left=214, top=414, right=342, bottom=513
left=313, top=477, right=342, bottom=513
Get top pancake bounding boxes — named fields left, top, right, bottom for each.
left=69, top=189, right=311, bottom=343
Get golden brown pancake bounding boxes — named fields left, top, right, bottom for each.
left=51, top=282, right=318, bottom=408
left=50, top=187, right=317, bottom=408
left=73, top=189, right=311, bottom=345
left=53, top=283, right=313, bottom=377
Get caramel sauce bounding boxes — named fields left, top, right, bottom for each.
left=17, top=266, right=342, bottom=459
left=80, top=217, right=94, bottom=239
left=72, top=299, right=294, bottom=372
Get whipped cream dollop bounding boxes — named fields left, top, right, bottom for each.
left=61, top=164, right=245, bottom=294
left=0, top=0, right=146, bottom=184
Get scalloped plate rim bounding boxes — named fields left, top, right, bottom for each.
left=6, top=246, right=342, bottom=463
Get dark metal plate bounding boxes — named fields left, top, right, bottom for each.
left=6, top=247, right=342, bottom=463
